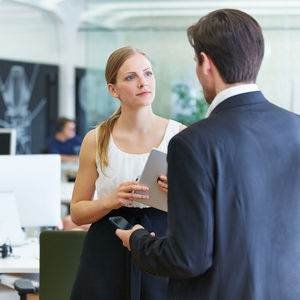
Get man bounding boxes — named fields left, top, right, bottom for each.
left=47, top=117, right=82, bottom=163
left=116, top=9, right=300, bottom=300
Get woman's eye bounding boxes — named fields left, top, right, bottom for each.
left=125, top=75, right=134, bottom=80
left=145, top=71, right=152, bottom=77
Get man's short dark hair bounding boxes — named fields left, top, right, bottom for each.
left=56, top=117, right=75, bottom=132
left=187, top=9, right=264, bottom=83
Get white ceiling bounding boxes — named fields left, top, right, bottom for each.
left=1, top=0, right=300, bottom=31
left=81, top=1, right=300, bottom=30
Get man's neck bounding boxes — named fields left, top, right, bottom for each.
left=55, top=132, right=68, bottom=142
left=215, top=80, right=255, bottom=96
left=205, top=82, right=259, bottom=118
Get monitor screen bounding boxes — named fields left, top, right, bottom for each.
left=0, top=154, right=61, bottom=227
left=0, top=128, right=16, bottom=155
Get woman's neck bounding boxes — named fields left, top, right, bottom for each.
left=115, top=106, right=157, bottom=133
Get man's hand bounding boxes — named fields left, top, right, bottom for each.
left=116, top=224, right=155, bottom=251
left=115, top=224, right=144, bottom=251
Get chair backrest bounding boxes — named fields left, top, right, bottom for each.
left=39, top=230, right=86, bottom=300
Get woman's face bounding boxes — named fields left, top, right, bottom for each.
left=109, top=53, right=156, bottom=108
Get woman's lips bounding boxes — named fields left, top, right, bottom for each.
left=137, top=91, right=151, bottom=96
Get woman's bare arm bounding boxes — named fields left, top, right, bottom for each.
left=70, top=129, right=110, bottom=225
left=70, top=129, right=150, bottom=225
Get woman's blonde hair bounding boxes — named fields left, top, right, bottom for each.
left=96, top=46, right=150, bottom=174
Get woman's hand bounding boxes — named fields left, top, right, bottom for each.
left=106, top=181, right=149, bottom=210
left=157, top=175, right=168, bottom=194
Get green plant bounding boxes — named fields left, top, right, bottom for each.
left=172, top=83, right=208, bottom=126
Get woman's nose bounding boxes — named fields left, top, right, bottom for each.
left=137, top=76, right=146, bottom=87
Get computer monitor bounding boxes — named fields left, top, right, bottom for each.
left=0, top=154, right=61, bottom=227
left=0, top=128, right=16, bottom=155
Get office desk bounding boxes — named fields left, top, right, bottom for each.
left=61, top=162, right=79, bottom=182
left=0, top=239, right=39, bottom=274
left=61, top=182, right=75, bottom=205
left=0, top=239, right=39, bottom=300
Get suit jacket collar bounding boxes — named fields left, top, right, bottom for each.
left=209, top=91, right=268, bottom=117
left=205, top=84, right=259, bottom=117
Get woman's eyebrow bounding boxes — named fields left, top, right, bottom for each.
left=122, top=67, right=152, bottom=75
left=122, top=71, right=136, bottom=75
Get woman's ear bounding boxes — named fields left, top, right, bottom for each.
left=108, top=83, right=119, bottom=98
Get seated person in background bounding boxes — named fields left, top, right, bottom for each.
left=47, top=117, right=82, bottom=163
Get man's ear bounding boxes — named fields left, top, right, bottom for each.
left=200, top=52, right=212, bottom=76
left=108, top=83, right=119, bottom=98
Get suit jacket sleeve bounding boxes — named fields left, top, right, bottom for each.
left=130, top=134, right=214, bottom=279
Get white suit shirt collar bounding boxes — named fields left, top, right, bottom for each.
left=205, top=84, right=259, bottom=118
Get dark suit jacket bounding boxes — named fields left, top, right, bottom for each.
left=130, top=91, right=300, bottom=300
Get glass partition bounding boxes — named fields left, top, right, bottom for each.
left=81, top=0, right=300, bottom=129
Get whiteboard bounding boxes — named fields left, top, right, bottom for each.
left=0, top=154, right=61, bottom=227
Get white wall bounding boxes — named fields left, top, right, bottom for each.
left=0, top=1, right=87, bottom=118
left=0, top=2, right=86, bottom=66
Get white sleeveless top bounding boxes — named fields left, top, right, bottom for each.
left=95, top=120, right=181, bottom=208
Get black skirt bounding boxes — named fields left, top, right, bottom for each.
left=70, top=207, right=168, bottom=300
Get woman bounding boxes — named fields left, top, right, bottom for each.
left=70, top=46, right=186, bottom=299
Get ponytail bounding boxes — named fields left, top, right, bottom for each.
left=96, top=106, right=121, bottom=175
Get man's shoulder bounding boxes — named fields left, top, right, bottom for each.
left=175, top=118, right=214, bottom=140
left=70, top=135, right=82, bottom=144
left=47, top=136, right=59, bottom=145
left=46, top=136, right=60, bottom=153
left=169, top=119, right=213, bottom=151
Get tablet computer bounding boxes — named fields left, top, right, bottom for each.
left=134, top=148, right=168, bottom=212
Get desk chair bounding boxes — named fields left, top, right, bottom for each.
left=14, top=230, right=87, bottom=300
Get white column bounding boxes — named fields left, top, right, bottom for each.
left=56, top=0, right=85, bottom=119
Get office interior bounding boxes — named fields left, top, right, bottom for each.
left=0, top=0, right=299, bottom=299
